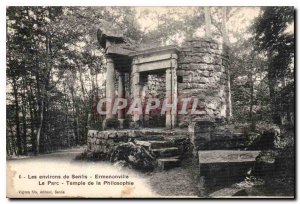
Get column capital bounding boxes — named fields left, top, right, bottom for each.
left=171, top=53, right=178, bottom=59
left=132, top=57, right=139, bottom=65
left=166, top=68, right=172, bottom=74
left=106, top=56, right=114, bottom=63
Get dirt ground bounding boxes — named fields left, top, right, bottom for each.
left=145, top=158, right=202, bottom=197
left=7, top=147, right=203, bottom=198
left=8, top=147, right=293, bottom=198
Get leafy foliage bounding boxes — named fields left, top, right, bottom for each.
left=6, top=7, right=142, bottom=155
left=105, top=118, right=120, bottom=130
left=252, top=7, right=294, bottom=125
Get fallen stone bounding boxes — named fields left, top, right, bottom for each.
left=198, top=150, right=260, bottom=186
left=135, top=140, right=173, bottom=149
left=209, top=187, right=243, bottom=197
left=110, top=142, right=155, bottom=171
left=198, top=150, right=260, bottom=164
left=151, top=147, right=180, bottom=158
left=157, top=158, right=181, bottom=171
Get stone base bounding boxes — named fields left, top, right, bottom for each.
left=87, top=128, right=189, bottom=155
left=189, top=121, right=250, bottom=151
left=118, top=119, right=125, bottom=129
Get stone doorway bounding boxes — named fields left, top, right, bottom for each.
left=140, top=71, right=166, bottom=128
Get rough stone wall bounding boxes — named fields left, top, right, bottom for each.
left=87, top=129, right=185, bottom=154
left=141, top=72, right=166, bottom=125
left=87, top=130, right=139, bottom=154
left=188, top=121, right=247, bottom=153
left=146, top=73, right=166, bottom=99
left=177, top=38, right=230, bottom=125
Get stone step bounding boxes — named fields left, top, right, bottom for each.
left=135, top=140, right=173, bottom=149
left=157, top=158, right=181, bottom=170
left=151, top=147, right=180, bottom=158
left=138, top=130, right=176, bottom=137
left=137, top=135, right=165, bottom=141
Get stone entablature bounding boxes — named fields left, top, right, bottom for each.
left=130, top=46, right=179, bottom=128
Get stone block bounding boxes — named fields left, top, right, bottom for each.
left=96, top=139, right=101, bottom=145
left=157, top=158, right=181, bottom=171
left=199, top=150, right=260, bottom=164
left=198, top=150, right=261, bottom=185
left=136, top=140, right=173, bottom=149
left=91, top=137, right=96, bottom=144
left=198, top=77, right=210, bottom=84
left=151, top=147, right=180, bottom=158
left=210, top=43, right=218, bottom=49
left=200, top=70, right=210, bottom=77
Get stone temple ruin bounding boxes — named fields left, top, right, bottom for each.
left=87, top=27, right=261, bottom=189
left=96, top=28, right=232, bottom=129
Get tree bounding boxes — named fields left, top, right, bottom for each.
left=204, top=7, right=212, bottom=37
left=253, top=7, right=294, bottom=125
left=6, top=6, right=146, bottom=156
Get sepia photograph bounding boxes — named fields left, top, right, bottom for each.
left=5, top=5, right=295, bottom=198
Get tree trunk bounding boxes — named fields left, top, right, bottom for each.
left=28, top=85, right=37, bottom=153
left=76, top=63, right=89, bottom=142
left=204, top=7, right=212, bottom=38
left=268, top=71, right=281, bottom=125
left=36, top=99, right=44, bottom=154
left=6, top=120, right=13, bottom=156
left=70, top=88, right=80, bottom=145
left=222, top=7, right=229, bottom=45
left=12, top=78, right=22, bottom=155
left=35, top=72, right=44, bottom=154
left=249, top=74, right=255, bottom=130
left=21, top=105, right=27, bottom=155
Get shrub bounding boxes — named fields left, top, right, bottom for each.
left=89, top=122, right=103, bottom=131
left=123, top=116, right=132, bottom=129
left=105, top=118, right=120, bottom=129
left=75, top=149, right=109, bottom=161
left=146, top=115, right=165, bottom=127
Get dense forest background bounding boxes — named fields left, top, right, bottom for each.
left=6, top=7, right=294, bottom=156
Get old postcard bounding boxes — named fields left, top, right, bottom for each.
left=6, top=6, right=295, bottom=198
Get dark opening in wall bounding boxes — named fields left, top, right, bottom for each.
left=177, top=76, right=183, bottom=83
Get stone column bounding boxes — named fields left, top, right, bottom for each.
left=131, top=60, right=141, bottom=122
left=165, top=55, right=178, bottom=129
left=171, top=55, right=178, bottom=128
left=118, top=73, right=125, bottom=120
left=105, top=57, right=115, bottom=119
left=165, top=68, right=172, bottom=129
